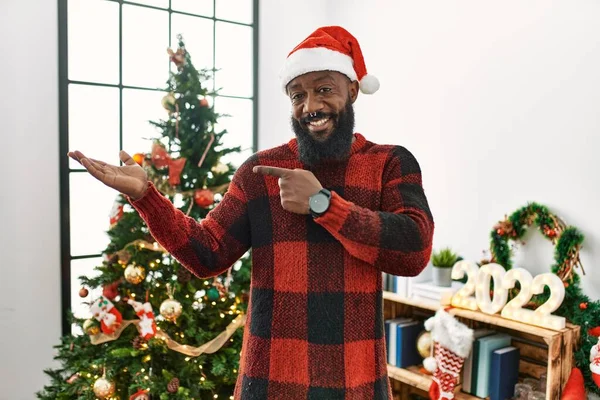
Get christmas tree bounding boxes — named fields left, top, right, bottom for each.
left=38, top=35, right=251, bottom=400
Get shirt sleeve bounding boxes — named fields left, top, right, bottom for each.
left=314, top=146, right=434, bottom=276
left=128, top=164, right=251, bottom=279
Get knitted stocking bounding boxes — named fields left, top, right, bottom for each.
left=423, top=309, right=474, bottom=400
left=428, top=342, right=466, bottom=400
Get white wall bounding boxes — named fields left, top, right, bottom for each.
left=259, top=1, right=600, bottom=299
left=0, top=1, right=61, bottom=399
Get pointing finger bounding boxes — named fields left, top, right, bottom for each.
left=253, top=166, right=292, bottom=178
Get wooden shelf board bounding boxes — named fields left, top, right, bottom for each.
left=382, top=291, right=565, bottom=340
left=387, top=364, right=484, bottom=400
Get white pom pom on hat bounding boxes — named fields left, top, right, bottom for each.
left=280, top=26, right=379, bottom=95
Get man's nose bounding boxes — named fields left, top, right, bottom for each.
left=303, top=93, right=324, bottom=115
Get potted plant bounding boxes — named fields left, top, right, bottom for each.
left=430, top=247, right=460, bottom=287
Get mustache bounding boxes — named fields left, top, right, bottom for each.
left=301, top=111, right=337, bottom=124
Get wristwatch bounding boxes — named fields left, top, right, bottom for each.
left=309, top=188, right=332, bottom=218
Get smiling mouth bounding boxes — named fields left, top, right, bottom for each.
left=303, top=114, right=334, bottom=134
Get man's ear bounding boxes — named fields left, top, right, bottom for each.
left=349, top=80, right=359, bottom=103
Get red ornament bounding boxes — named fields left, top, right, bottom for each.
left=194, top=189, right=214, bottom=207
left=580, top=302, right=588, bottom=310
left=102, top=280, right=120, bottom=301
left=496, top=228, right=505, bottom=236
left=151, top=142, right=170, bottom=169
left=79, top=287, right=89, bottom=298
left=199, top=98, right=209, bottom=107
left=546, top=228, right=557, bottom=238
left=168, top=157, right=187, bottom=186
left=133, top=153, right=145, bottom=166
left=589, top=326, right=600, bottom=337
left=130, top=389, right=150, bottom=400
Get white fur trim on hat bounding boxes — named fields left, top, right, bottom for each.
left=280, top=47, right=357, bottom=93
left=425, top=309, right=474, bottom=358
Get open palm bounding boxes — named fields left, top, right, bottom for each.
left=68, top=150, right=149, bottom=200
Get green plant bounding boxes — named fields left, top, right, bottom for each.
left=431, top=247, right=459, bottom=269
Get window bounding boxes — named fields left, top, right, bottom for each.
left=58, top=0, right=258, bottom=334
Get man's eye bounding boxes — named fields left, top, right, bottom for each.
left=291, top=94, right=303, bottom=101
left=319, top=87, right=332, bottom=93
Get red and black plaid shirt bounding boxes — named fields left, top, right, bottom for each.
left=131, top=133, right=434, bottom=400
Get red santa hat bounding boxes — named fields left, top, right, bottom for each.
left=280, top=26, right=380, bottom=95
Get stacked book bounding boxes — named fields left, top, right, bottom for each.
left=409, top=280, right=464, bottom=306
left=461, top=329, right=520, bottom=400
left=384, top=317, right=424, bottom=368
left=382, top=272, right=409, bottom=297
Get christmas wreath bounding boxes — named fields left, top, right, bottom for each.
left=489, top=202, right=600, bottom=394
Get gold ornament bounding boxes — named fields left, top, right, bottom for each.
left=160, top=283, right=182, bottom=322
left=83, top=319, right=100, bottom=336
left=160, top=298, right=182, bottom=322
left=416, top=331, right=432, bottom=359
left=161, top=92, right=176, bottom=111
left=124, top=264, right=146, bottom=285
left=93, top=377, right=115, bottom=398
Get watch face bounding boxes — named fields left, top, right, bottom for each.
left=310, top=193, right=329, bottom=214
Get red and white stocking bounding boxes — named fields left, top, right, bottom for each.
left=423, top=309, right=474, bottom=400
left=128, top=298, right=157, bottom=340
left=428, top=342, right=466, bottom=400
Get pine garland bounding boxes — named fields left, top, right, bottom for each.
left=489, top=202, right=599, bottom=394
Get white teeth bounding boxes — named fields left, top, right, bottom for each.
left=308, top=117, right=329, bottom=127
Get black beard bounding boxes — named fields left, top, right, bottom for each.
left=291, top=99, right=355, bottom=167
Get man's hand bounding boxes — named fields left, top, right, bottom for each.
left=253, top=166, right=322, bottom=214
left=68, top=150, right=149, bottom=200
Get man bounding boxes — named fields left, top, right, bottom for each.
left=69, top=26, right=434, bottom=400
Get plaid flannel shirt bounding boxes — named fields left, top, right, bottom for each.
left=130, top=133, right=434, bottom=400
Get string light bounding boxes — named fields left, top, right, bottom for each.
left=212, top=301, right=217, bottom=306
left=185, top=357, right=191, bottom=362
left=201, top=377, right=206, bottom=381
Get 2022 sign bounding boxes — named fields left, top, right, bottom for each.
left=450, top=261, right=566, bottom=330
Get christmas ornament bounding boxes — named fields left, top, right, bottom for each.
left=167, top=377, right=180, bottom=393
left=124, top=264, right=146, bottom=285
left=199, top=97, right=209, bottom=107
left=83, top=319, right=100, bottom=336
left=416, top=331, right=433, bottom=359
left=168, top=157, right=187, bottom=186
left=133, top=153, right=145, bottom=166
left=580, top=302, right=588, bottom=310
left=102, top=280, right=121, bottom=300
left=79, top=287, right=89, bottom=298
left=194, top=188, right=214, bottom=207
left=423, top=309, right=474, bottom=400
left=589, top=337, right=600, bottom=388
left=161, top=92, right=176, bottom=111
left=151, top=142, right=170, bottom=169
left=561, top=367, right=586, bottom=399
left=160, top=298, right=182, bottom=323
left=207, top=286, right=220, bottom=301
left=130, top=389, right=151, bottom=400
left=109, top=200, right=124, bottom=228
left=93, top=376, right=115, bottom=399
left=167, top=45, right=186, bottom=70
left=90, top=296, right=123, bottom=334
left=132, top=336, right=147, bottom=350
left=211, top=162, right=229, bottom=174
left=128, top=298, right=157, bottom=340
left=160, top=283, right=182, bottom=322
left=589, top=326, right=600, bottom=337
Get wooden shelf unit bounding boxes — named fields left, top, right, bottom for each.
left=383, top=291, right=580, bottom=400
